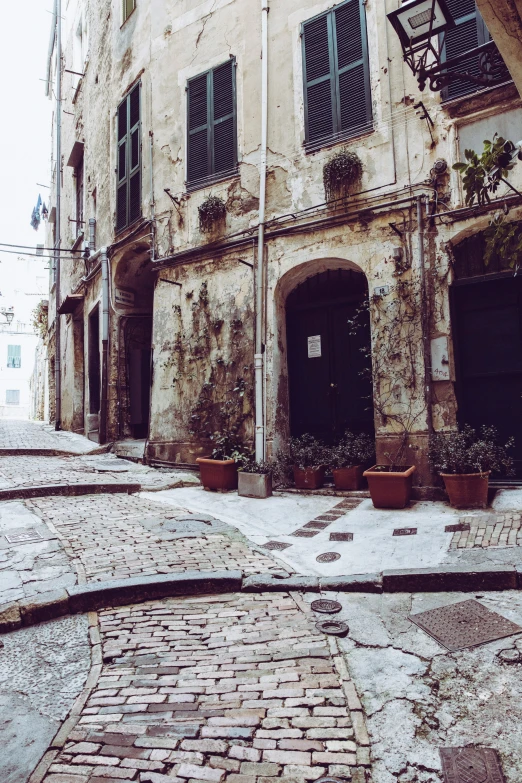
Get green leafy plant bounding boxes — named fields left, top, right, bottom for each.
left=190, top=375, right=250, bottom=463
left=239, top=457, right=273, bottom=476
left=32, top=301, right=48, bottom=339
left=482, top=214, right=522, bottom=269
left=429, top=425, right=515, bottom=476
left=327, top=431, right=375, bottom=470
left=453, top=135, right=521, bottom=207
left=198, top=195, right=227, bottom=233
left=323, top=148, right=363, bottom=203
left=289, top=434, right=327, bottom=470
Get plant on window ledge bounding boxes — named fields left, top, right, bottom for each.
left=323, top=148, right=363, bottom=203
left=198, top=195, right=227, bottom=233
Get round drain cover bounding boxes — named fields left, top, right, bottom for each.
left=311, top=599, right=342, bottom=614
left=497, top=648, right=521, bottom=664
left=316, top=777, right=345, bottom=783
left=316, top=552, right=341, bottom=563
left=316, top=620, right=349, bottom=637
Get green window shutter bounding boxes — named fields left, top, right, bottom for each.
left=303, top=0, right=372, bottom=150
left=441, top=0, right=490, bottom=100
left=187, top=72, right=210, bottom=185
left=211, top=59, right=237, bottom=177
left=7, top=345, right=21, bottom=369
left=116, top=84, right=141, bottom=232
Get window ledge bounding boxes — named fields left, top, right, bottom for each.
left=442, top=80, right=516, bottom=118
left=71, top=232, right=85, bottom=252
left=304, top=125, right=374, bottom=155
left=185, top=168, right=239, bottom=195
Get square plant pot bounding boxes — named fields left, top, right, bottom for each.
left=363, top=465, right=416, bottom=509
left=196, top=458, right=238, bottom=491
left=332, top=465, right=364, bottom=491
left=238, top=472, right=273, bottom=499
left=293, top=466, right=326, bottom=490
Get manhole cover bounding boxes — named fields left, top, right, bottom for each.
left=304, top=521, right=330, bottom=529
left=316, top=777, right=345, bottom=783
left=497, top=648, right=521, bottom=665
left=393, top=528, right=417, bottom=536
left=410, top=599, right=522, bottom=651
left=5, top=529, right=44, bottom=544
left=292, top=529, right=320, bottom=537
left=316, top=620, right=349, bottom=637
left=316, top=552, right=341, bottom=563
left=311, top=599, right=342, bottom=614
left=440, top=747, right=505, bottom=783
left=329, top=532, right=353, bottom=542
left=262, top=541, right=292, bottom=551
left=445, top=524, right=471, bottom=533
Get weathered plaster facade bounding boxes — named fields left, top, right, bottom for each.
left=46, top=0, right=522, bottom=485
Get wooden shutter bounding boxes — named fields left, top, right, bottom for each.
left=441, top=0, right=489, bottom=100
left=116, top=84, right=141, bottom=232
left=211, top=59, right=236, bottom=176
left=334, top=0, right=372, bottom=136
left=303, top=0, right=372, bottom=150
left=187, top=73, right=210, bottom=185
left=303, top=13, right=335, bottom=146
left=7, top=345, right=21, bottom=369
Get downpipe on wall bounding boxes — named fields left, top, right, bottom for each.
left=417, top=195, right=433, bottom=436
left=99, top=247, right=109, bottom=444
left=54, top=0, right=62, bottom=430
left=255, top=0, right=269, bottom=462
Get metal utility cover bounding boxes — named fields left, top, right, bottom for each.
left=316, top=620, right=349, bottom=637
left=410, top=599, right=522, bottom=652
left=393, top=528, right=417, bottom=536
left=329, top=532, right=354, bottom=542
left=311, top=599, right=342, bottom=614
left=445, top=524, right=471, bottom=533
left=440, top=747, right=505, bottom=783
left=304, top=521, right=331, bottom=529
left=262, top=541, right=292, bottom=551
left=5, top=529, right=44, bottom=545
left=292, top=529, right=320, bottom=537
left=317, top=552, right=341, bottom=563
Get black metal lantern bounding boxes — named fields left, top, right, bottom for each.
left=387, top=0, right=511, bottom=93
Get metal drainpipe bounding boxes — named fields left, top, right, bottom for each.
left=255, top=0, right=269, bottom=462
left=417, top=195, right=433, bottom=435
left=99, top=247, right=109, bottom=444
left=54, top=0, right=62, bottom=430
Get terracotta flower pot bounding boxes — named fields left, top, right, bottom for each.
left=440, top=471, right=490, bottom=509
left=238, top=472, right=273, bottom=499
left=293, top=466, right=325, bottom=490
left=332, top=465, right=364, bottom=491
left=196, top=457, right=238, bottom=491
left=363, top=465, right=416, bottom=509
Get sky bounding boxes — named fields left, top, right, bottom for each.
left=0, top=2, right=52, bottom=258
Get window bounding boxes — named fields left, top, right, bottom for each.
left=116, top=83, right=141, bottom=232
left=6, top=390, right=20, bottom=405
left=440, top=0, right=503, bottom=101
left=7, top=345, right=21, bottom=369
left=123, top=0, right=136, bottom=23
left=187, top=58, right=238, bottom=190
left=302, top=0, right=372, bottom=151
left=75, top=162, right=84, bottom=239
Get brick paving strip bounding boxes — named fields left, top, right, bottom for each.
left=449, top=512, right=522, bottom=549
left=33, top=592, right=371, bottom=783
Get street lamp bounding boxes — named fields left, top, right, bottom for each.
left=387, top=0, right=510, bottom=93
left=1, top=309, right=14, bottom=325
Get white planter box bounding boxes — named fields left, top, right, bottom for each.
left=238, top=472, right=272, bottom=499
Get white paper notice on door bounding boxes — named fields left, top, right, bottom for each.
left=307, top=335, right=322, bottom=358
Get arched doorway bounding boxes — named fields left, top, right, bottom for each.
left=451, top=230, right=522, bottom=478
left=285, top=268, right=373, bottom=443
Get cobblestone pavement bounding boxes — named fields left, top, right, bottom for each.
left=0, top=454, right=200, bottom=492
left=0, top=419, right=97, bottom=453
left=41, top=592, right=370, bottom=783
left=449, top=512, right=522, bottom=549
left=27, top=494, right=286, bottom=584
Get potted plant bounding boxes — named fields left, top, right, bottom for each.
left=289, top=434, right=327, bottom=490
left=328, top=431, right=375, bottom=490
left=238, top=458, right=273, bottom=499
left=196, top=431, right=247, bottom=492
left=429, top=425, right=515, bottom=509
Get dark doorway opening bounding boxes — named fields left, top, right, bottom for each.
left=88, top=307, right=101, bottom=414
left=125, top=317, right=152, bottom=439
left=286, top=268, right=373, bottom=443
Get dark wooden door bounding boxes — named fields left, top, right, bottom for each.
left=286, top=270, right=373, bottom=443
left=452, top=276, right=522, bottom=477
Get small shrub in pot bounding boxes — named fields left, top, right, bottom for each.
left=238, top=458, right=273, bottom=499
left=328, top=431, right=375, bottom=490
left=196, top=431, right=248, bottom=492
left=289, top=434, right=327, bottom=490
left=429, top=425, right=515, bottom=509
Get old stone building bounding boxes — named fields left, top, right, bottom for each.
left=45, top=0, right=522, bottom=487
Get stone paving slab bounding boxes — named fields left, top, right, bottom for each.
left=38, top=592, right=370, bottom=783
left=0, top=420, right=99, bottom=454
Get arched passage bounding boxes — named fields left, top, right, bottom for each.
left=284, top=267, right=373, bottom=443
left=451, top=228, right=522, bottom=477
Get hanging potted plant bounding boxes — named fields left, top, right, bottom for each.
left=328, top=431, right=375, bottom=491
left=238, top=457, right=273, bottom=499
left=198, top=195, right=227, bottom=233
left=323, top=148, right=363, bottom=203
left=290, top=434, right=327, bottom=490
left=429, top=425, right=515, bottom=509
